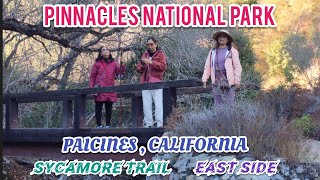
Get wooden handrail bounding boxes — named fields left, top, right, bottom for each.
left=3, top=79, right=202, bottom=99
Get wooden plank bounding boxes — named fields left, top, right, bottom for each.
left=6, top=97, right=19, bottom=129
left=15, top=93, right=134, bottom=103
left=17, top=96, right=73, bottom=103
left=74, top=94, right=86, bottom=129
left=177, top=86, right=212, bottom=95
left=62, top=99, right=73, bottom=128
left=3, top=142, right=155, bottom=161
left=3, top=95, right=8, bottom=104
left=163, top=87, right=177, bottom=124
left=131, top=94, right=143, bottom=127
left=2, top=128, right=164, bottom=143
left=5, top=79, right=202, bottom=99
left=5, top=96, right=10, bottom=132
left=176, top=83, right=260, bottom=95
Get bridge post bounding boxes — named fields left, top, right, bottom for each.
left=62, top=98, right=73, bottom=128
left=74, top=94, right=86, bottom=129
left=131, top=93, right=143, bottom=127
left=5, top=96, right=19, bottom=130
left=163, top=87, right=177, bottom=125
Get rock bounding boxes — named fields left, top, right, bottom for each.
left=14, top=157, right=35, bottom=166
left=272, top=174, right=285, bottom=180
left=237, top=174, right=271, bottom=180
left=153, top=154, right=164, bottom=161
left=3, top=157, right=11, bottom=164
left=212, top=176, right=221, bottom=180
left=146, top=175, right=163, bottom=180
left=173, top=153, right=193, bottom=173
left=241, top=156, right=255, bottom=161
left=169, top=171, right=179, bottom=180
left=187, top=154, right=210, bottom=169
left=232, top=160, right=245, bottom=175
left=299, top=139, right=320, bottom=163
left=208, top=154, right=217, bottom=161
left=83, top=176, right=90, bottom=180
left=179, top=173, right=188, bottom=180
left=290, top=175, right=298, bottom=179
left=217, top=155, right=236, bottom=162
left=186, top=175, right=205, bottom=180
left=309, top=166, right=319, bottom=178
left=221, top=173, right=232, bottom=180
left=289, top=170, right=298, bottom=179
left=162, top=131, right=174, bottom=137
left=295, top=165, right=304, bottom=174
left=58, top=175, right=68, bottom=180
left=209, top=176, right=222, bottom=180
left=237, top=152, right=253, bottom=159
left=162, top=153, right=179, bottom=165
left=279, top=164, right=290, bottom=176
left=263, top=155, right=286, bottom=163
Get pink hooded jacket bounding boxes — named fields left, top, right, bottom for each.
left=202, top=46, right=242, bottom=86
left=89, top=59, right=125, bottom=102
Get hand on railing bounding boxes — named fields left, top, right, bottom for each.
left=202, top=81, right=207, bottom=88
left=235, top=84, right=241, bottom=90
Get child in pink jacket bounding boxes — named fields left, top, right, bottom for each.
left=202, top=30, right=242, bottom=107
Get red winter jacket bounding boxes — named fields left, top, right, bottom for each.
left=89, top=59, right=125, bottom=102
left=136, top=49, right=167, bottom=83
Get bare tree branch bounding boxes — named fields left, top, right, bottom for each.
left=57, top=36, right=85, bottom=90
left=4, top=32, right=21, bottom=45
left=4, top=18, right=71, bottom=48
left=3, top=18, right=126, bottom=52
left=4, top=36, right=29, bottom=68
left=29, top=50, right=81, bottom=89
left=31, top=36, right=52, bottom=56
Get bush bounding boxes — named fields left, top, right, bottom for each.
left=172, top=100, right=302, bottom=162
left=293, top=115, right=315, bottom=137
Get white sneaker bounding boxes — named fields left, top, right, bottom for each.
left=97, top=126, right=103, bottom=128
left=105, top=126, right=110, bottom=128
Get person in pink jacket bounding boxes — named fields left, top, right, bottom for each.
left=89, top=47, right=125, bottom=128
left=202, top=30, right=242, bottom=107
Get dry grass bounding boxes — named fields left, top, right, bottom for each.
left=168, top=83, right=320, bottom=161
left=276, top=124, right=303, bottom=161
left=165, top=105, right=185, bottom=132
left=171, top=98, right=303, bottom=162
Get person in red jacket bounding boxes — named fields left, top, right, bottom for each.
left=89, top=47, right=125, bottom=128
left=136, top=37, right=167, bottom=128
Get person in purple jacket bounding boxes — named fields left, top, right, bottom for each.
left=89, top=47, right=125, bottom=128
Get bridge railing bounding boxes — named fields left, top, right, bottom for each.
left=3, top=79, right=203, bottom=132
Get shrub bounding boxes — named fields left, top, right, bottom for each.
left=293, top=115, right=314, bottom=137
left=172, top=100, right=302, bottom=162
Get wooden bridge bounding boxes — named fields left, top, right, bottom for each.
left=3, top=79, right=211, bottom=160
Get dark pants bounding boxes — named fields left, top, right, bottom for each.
left=95, top=101, right=113, bottom=126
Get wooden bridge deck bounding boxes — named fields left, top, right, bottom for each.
left=3, top=127, right=164, bottom=143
